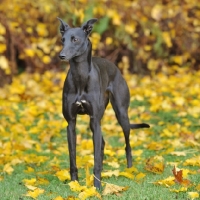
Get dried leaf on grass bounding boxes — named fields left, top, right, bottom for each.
left=153, top=176, right=175, bottom=187
left=102, top=183, right=129, bottom=196
left=188, top=192, right=199, bottom=199
left=24, top=188, right=44, bottom=199
left=145, top=156, right=165, bottom=174
left=172, top=166, right=191, bottom=186
left=78, top=186, right=101, bottom=200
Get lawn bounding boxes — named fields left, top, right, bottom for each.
left=0, top=69, right=199, bottom=200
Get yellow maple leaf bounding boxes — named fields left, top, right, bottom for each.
left=119, top=171, right=134, bottom=179
left=125, top=166, right=138, bottom=173
left=196, top=184, right=200, bottom=191
left=78, top=186, right=101, bottom=200
left=102, top=170, right=119, bottom=178
left=170, top=187, right=187, bottom=193
left=188, top=192, right=199, bottom=199
left=145, top=156, right=165, bottom=174
left=24, top=188, right=44, bottom=199
left=68, top=181, right=86, bottom=192
left=153, top=176, right=175, bottom=187
left=42, top=55, right=51, bottom=64
left=55, top=169, right=70, bottom=181
left=151, top=4, right=163, bottom=21
left=23, top=178, right=37, bottom=185
left=53, top=196, right=64, bottom=200
left=0, top=43, right=6, bottom=53
left=85, top=165, right=93, bottom=187
left=107, top=161, right=120, bottom=168
left=102, top=183, right=129, bottom=196
left=184, top=156, right=200, bottom=167
left=170, top=151, right=187, bottom=156
left=37, top=177, right=49, bottom=185
left=24, top=166, right=35, bottom=173
left=135, top=173, right=146, bottom=181
left=25, top=185, right=38, bottom=191
left=3, top=163, right=14, bottom=175
left=24, top=48, right=35, bottom=57
left=0, top=23, right=6, bottom=35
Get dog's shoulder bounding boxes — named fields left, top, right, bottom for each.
left=92, top=56, right=119, bottom=75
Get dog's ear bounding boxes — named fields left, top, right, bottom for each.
left=81, top=18, right=98, bottom=36
left=57, top=17, right=70, bottom=35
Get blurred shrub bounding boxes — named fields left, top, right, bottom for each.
left=0, top=0, right=200, bottom=86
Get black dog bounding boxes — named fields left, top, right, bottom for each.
left=58, top=18, right=150, bottom=189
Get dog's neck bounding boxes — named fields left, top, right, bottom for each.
left=69, top=40, right=92, bottom=95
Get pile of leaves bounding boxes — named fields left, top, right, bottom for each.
left=0, top=66, right=200, bottom=199
left=1, top=0, right=200, bottom=86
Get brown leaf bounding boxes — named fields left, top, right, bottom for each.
left=172, top=166, right=191, bottom=186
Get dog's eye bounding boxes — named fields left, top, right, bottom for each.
left=71, top=36, right=78, bottom=43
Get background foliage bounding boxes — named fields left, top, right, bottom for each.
left=1, top=0, right=200, bottom=86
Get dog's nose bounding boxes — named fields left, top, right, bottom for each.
left=59, top=54, right=66, bottom=60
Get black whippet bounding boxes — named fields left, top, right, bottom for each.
left=58, top=18, right=150, bottom=189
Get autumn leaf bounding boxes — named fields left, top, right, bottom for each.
left=3, top=163, right=14, bottom=175
left=85, top=164, right=93, bottom=187
left=135, top=173, right=146, bottom=181
left=196, top=184, right=200, bottom=191
left=53, top=196, right=65, bottom=200
left=23, top=178, right=37, bottom=186
left=183, top=156, right=200, bottom=167
left=119, top=171, right=134, bottom=179
left=36, top=177, right=49, bottom=185
left=25, top=185, right=38, bottom=191
left=24, top=188, right=44, bottom=199
left=188, top=192, right=199, bottom=199
left=101, top=170, right=119, bottom=178
left=102, top=183, right=129, bottom=196
left=170, top=187, right=187, bottom=193
left=172, top=166, right=191, bottom=186
left=170, top=151, right=187, bottom=156
left=154, top=176, right=175, bottom=188
left=145, top=156, right=165, bottom=174
left=68, top=181, right=87, bottom=192
left=55, top=169, right=70, bottom=181
left=78, top=186, right=101, bottom=200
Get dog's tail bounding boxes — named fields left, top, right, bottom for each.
left=130, top=123, right=150, bottom=129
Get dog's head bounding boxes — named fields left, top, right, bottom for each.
left=58, top=18, right=97, bottom=61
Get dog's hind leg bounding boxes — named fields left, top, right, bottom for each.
left=109, top=79, right=133, bottom=167
left=110, top=102, right=132, bottom=167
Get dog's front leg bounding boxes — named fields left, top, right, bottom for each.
left=67, top=119, right=78, bottom=181
left=90, top=117, right=102, bottom=189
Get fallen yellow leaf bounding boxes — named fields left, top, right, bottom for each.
left=101, top=170, right=119, bottom=178
left=24, top=188, right=44, bottom=199
left=68, top=181, right=86, bottom=192
left=153, top=176, right=175, bottom=187
left=170, top=187, right=187, bottom=193
left=119, top=171, right=134, bottom=179
left=188, top=192, right=199, bottom=199
left=23, top=178, right=37, bottom=185
left=78, top=186, right=101, bottom=200
left=3, top=163, right=14, bottom=175
left=145, top=156, right=165, bottom=174
left=135, top=173, right=146, bottom=181
left=55, top=169, right=70, bottom=181
left=102, top=183, right=129, bottom=196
